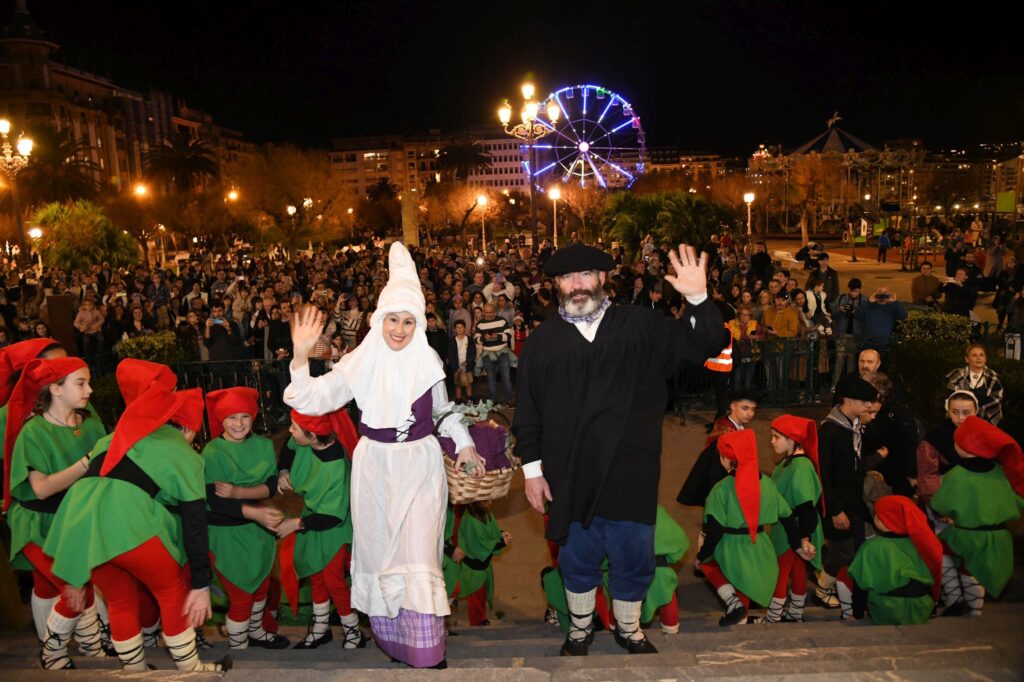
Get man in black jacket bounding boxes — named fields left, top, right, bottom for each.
left=514, top=243, right=723, bottom=657
left=816, top=374, right=878, bottom=607
left=806, top=253, right=841, bottom=303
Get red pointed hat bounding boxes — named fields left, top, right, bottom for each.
left=954, top=416, right=1024, bottom=497
left=116, top=358, right=177, bottom=407
left=290, top=408, right=359, bottom=457
left=770, top=414, right=823, bottom=512
left=3, top=357, right=87, bottom=511
left=102, top=387, right=204, bottom=477
left=0, top=338, right=62, bottom=406
left=206, top=388, right=259, bottom=439
left=718, top=429, right=761, bottom=543
left=875, top=495, right=943, bottom=601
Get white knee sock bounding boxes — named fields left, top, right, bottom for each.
left=164, top=628, right=223, bottom=672
left=111, top=633, right=148, bottom=672
left=565, top=588, right=597, bottom=642
left=40, top=609, right=78, bottom=669
left=73, top=604, right=107, bottom=657
left=611, top=599, right=645, bottom=642
left=836, top=581, right=853, bottom=620
left=786, top=591, right=807, bottom=620
left=225, top=616, right=250, bottom=650
left=763, top=596, right=786, bottom=623
left=30, top=592, right=57, bottom=643
left=340, top=612, right=363, bottom=649
left=716, top=584, right=744, bottom=614
left=961, top=574, right=985, bottom=616
left=247, top=598, right=271, bottom=642
left=941, top=555, right=964, bottom=606
left=299, top=601, right=331, bottom=646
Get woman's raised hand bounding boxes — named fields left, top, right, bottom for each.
left=291, top=304, right=324, bottom=364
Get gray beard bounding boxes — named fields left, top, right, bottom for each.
left=557, top=287, right=604, bottom=317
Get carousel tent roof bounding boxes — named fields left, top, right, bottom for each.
left=790, top=116, right=877, bottom=155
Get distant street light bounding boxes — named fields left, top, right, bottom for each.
left=548, top=185, right=562, bottom=247
left=133, top=183, right=148, bottom=198
left=28, top=227, right=42, bottom=239
left=286, top=205, right=297, bottom=216
left=0, top=118, right=33, bottom=259
left=226, top=189, right=239, bottom=202
left=477, top=194, right=488, bottom=247
left=743, top=192, right=755, bottom=237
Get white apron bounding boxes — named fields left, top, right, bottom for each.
left=349, top=434, right=451, bottom=619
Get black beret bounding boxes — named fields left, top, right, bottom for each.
left=835, top=375, right=879, bottom=402
left=542, top=243, right=615, bottom=276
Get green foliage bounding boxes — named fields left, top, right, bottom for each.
left=990, top=356, right=1024, bottom=444
left=115, top=331, right=186, bottom=365
left=145, top=130, right=220, bottom=191
left=33, top=200, right=140, bottom=270
left=19, top=126, right=100, bottom=207
left=601, top=190, right=730, bottom=258
left=892, top=311, right=973, bottom=423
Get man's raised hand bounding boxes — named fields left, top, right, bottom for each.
left=290, top=304, right=324, bottom=364
left=664, top=244, right=708, bottom=300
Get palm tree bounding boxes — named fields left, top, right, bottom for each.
left=366, top=177, right=398, bottom=202
left=17, top=127, right=100, bottom=207
left=436, top=137, right=492, bottom=181
left=145, top=131, right=219, bottom=191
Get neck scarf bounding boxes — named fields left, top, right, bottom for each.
left=825, top=405, right=862, bottom=458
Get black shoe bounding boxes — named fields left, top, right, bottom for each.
left=216, top=655, right=234, bottom=671
left=613, top=630, right=659, bottom=654
left=780, top=613, right=805, bottom=623
left=719, top=605, right=748, bottom=626
left=249, top=632, right=291, bottom=649
left=429, top=658, right=448, bottom=669
left=341, top=624, right=368, bottom=649
left=941, top=600, right=972, bottom=617
left=560, top=635, right=590, bottom=656
left=475, top=619, right=491, bottom=626
left=293, top=629, right=333, bottom=649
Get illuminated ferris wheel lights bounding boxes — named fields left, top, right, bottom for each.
left=578, top=141, right=590, bottom=152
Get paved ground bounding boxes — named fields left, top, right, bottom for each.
left=2, top=407, right=1022, bottom=680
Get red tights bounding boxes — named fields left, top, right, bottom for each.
left=91, top=537, right=190, bottom=641
left=774, top=549, right=809, bottom=599
left=211, top=553, right=271, bottom=623
left=22, top=542, right=93, bottom=618
left=702, top=560, right=750, bottom=609
left=658, top=592, right=680, bottom=627
left=310, top=545, right=352, bottom=616
left=836, top=566, right=853, bottom=590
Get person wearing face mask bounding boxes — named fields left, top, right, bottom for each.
left=43, top=366, right=229, bottom=673
left=284, top=242, right=483, bottom=669
left=3, top=357, right=107, bottom=669
left=200, top=388, right=288, bottom=651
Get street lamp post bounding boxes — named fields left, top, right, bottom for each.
left=477, top=195, right=487, bottom=249
left=498, top=82, right=561, bottom=247
left=0, top=118, right=33, bottom=261
left=743, top=192, right=755, bottom=237
left=548, top=185, right=561, bottom=247
left=347, top=207, right=354, bottom=242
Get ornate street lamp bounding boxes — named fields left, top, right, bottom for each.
left=0, top=118, right=33, bottom=259
left=743, top=192, right=755, bottom=237
left=498, top=81, right=560, bottom=246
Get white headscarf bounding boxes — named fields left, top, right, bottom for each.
left=337, top=242, right=445, bottom=429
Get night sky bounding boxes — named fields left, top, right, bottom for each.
left=17, top=0, right=1024, bottom=154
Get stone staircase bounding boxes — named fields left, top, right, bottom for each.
left=2, top=606, right=1021, bottom=681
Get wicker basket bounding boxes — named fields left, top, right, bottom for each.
left=444, top=450, right=521, bottom=504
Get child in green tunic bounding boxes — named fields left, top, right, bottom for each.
left=697, top=429, right=801, bottom=626
left=43, top=362, right=229, bottom=673
left=837, top=495, right=942, bottom=625
left=931, top=416, right=1024, bottom=617
left=449, top=500, right=510, bottom=626
left=3, top=357, right=107, bottom=669
left=202, top=387, right=288, bottom=650
left=640, top=505, right=689, bottom=634
left=758, top=415, right=823, bottom=623
left=276, top=408, right=366, bottom=650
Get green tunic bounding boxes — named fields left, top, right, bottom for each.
left=849, top=535, right=934, bottom=625
left=641, top=505, right=689, bottom=623
left=455, top=511, right=503, bottom=606
left=8, top=414, right=106, bottom=570
left=202, top=435, right=278, bottom=593
left=769, top=455, right=824, bottom=571
left=930, top=464, right=1024, bottom=597
left=704, top=475, right=791, bottom=606
left=289, top=438, right=352, bottom=579
left=44, top=426, right=205, bottom=588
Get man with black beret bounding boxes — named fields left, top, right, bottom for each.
left=513, top=242, right=723, bottom=656
left=814, top=374, right=879, bottom=607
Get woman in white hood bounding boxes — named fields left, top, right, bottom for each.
left=284, top=242, right=484, bottom=668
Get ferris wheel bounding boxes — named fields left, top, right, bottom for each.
left=531, top=84, right=646, bottom=189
